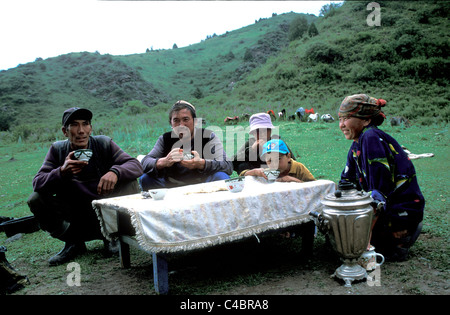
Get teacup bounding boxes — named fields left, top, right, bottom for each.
left=359, top=245, right=385, bottom=271
left=73, top=149, right=93, bottom=162
left=183, top=152, right=194, bottom=160
left=149, top=189, right=168, bottom=200
left=225, top=177, right=245, bottom=193
left=264, top=169, right=281, bottom=182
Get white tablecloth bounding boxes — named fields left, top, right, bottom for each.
left=93, top=177, right=335, bottom=253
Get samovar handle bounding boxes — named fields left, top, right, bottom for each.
left=370, top=200, right=385, bottom=215
left=309, top=211, right=330, bottom=233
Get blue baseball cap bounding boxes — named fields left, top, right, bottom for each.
left=260, top=139, right=289, bottom=159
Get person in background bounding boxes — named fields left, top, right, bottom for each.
left=28, top=107, right=143, bottom=266
left=240, top=139, right=315, bottom=183
left=338, top=94, right=425, bottom=261
left=232, top=113, right=295, bottom=175
left=140, top=100, right=232, bottom=190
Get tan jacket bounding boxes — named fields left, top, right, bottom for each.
left=285, top=158, right=315, bottom=182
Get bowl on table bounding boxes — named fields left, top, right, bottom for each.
left=149, top=189, right=168, bottom=200
left=264, top=169, right=281, bottom=182
left=225, top=177, right=245, bottom=193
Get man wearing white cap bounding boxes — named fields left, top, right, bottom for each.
left=140, top=100, right=232, bottom=189
left=233, top=113, right=295, bottom=174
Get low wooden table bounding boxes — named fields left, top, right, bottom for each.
left=93, top=177, right=335, bottom=294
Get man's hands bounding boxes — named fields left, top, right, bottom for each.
left=180, top=150, right=205, bottom=170
left=60, top=151, right=88, bottom=176
left=156, top=148, right=183, bottom=168
left=97, top=171, right=118, bottom=195
left=61, top=151, right=118, bottom=195
left=156, top=148, right=205, bottom=170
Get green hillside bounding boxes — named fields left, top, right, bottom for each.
left=207, top=1, right=449, bottom=123
left=117, top=12, right=317, bottom=101
left=0, top=52, right=166, bottom=131
left=0, top=1, right=448, bottom=144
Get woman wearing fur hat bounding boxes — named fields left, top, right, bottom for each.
left=338, top=94, right=425, bottom=261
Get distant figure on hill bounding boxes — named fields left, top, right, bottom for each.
left=390, top=116, right=411, bottom=128
left=27, top=107, right=143, bottom=266
left=337, top=94, right=425, bottom=261
left=139, top=100, right=232, bottom=190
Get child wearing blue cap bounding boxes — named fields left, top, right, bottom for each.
left=240, top=139, right=315, bottom=183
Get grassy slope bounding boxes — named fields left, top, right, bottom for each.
left=0, top=123, right=448, bottom=295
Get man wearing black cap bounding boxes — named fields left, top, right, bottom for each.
left=27, top=107, right=143, bottom=266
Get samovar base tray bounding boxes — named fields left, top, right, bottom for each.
left=332, top=260, right=367, bottom=287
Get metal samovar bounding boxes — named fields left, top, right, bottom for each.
left=311, top=181, right=374, bottom=287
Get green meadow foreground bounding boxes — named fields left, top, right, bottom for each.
left=0, top=122, right=448, bottom=295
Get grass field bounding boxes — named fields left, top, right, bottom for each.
left=0, top=121, right=448, bottom=295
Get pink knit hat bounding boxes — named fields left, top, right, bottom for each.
left=249, top=113, right=274, bottom=134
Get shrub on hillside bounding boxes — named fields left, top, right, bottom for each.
left=305, top=42, right=343, bottom=64
left=363, top=44, right=397, bottom=63
left=126, top=100, right=149, bottom=115
left=398, top=58, right=449, bottom=81
left=418, top=37, right=449, bottom=59
left=348, top=61, right=394, bottom=83
left=288, top=16, right=308, bottom=41
left=243, top=48, right=253, bottom=62
left=311, top=64, right=342, bottom=84
left=275, top=64, right=297, bottom=81
left=0, top=112, right=13, bottom=131
left=193, top=87, right=204, bottom=99
left=395, top=34, right=419, bottom=59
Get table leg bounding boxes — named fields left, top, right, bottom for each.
left=119, top=238, right=131, bottom=269
left=152, top=253, right=169, bottom=295
left=301, top=221, right=316, bottom=256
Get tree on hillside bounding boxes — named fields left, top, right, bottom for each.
left=243, top=48, right=254, bottom=62
left=0, top=108, right=14, bottom=131
left=308, top=22, right=319, bottom=37
left=319, top=2, right=343, bottom=17
left=173, top=43, right=178, bottom=49
left=288, top=16, right=308, bottom=41
left=193, top=87, right=203, bottom=99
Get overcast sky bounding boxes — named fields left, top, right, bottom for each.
left=0, top=1, right=342, bottom=71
